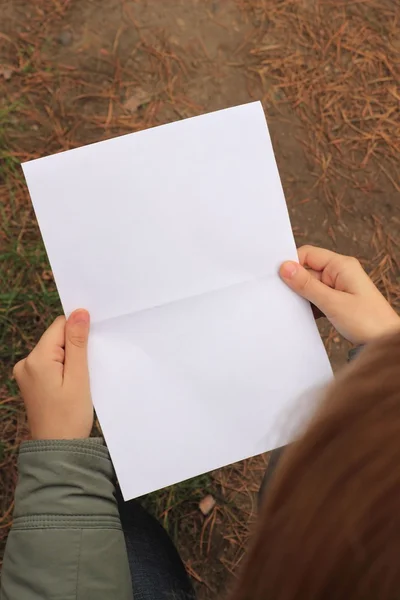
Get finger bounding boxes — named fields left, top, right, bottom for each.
left=33, top=316, right=66, bottom=360
left=64, top=309, right=90, bottom=385
left=280, top=261, right=341, bottom=316
left=298, top=246, right=371, bottom=295
left=297, top=245, right=338, bottom=271
left=306, top=268, right=322, bottom=282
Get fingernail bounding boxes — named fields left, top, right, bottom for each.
left=280, top=261, right=298, bottom=279
left=68, top=309, right=90, bottom=325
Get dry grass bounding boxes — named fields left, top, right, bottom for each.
left=244, top=0, right=400, bottom=194
left=239, top=0, right=400, bottom=354
left=0, top=0, right=224, bottom=572
left=0, top=0, right=194, bottom=557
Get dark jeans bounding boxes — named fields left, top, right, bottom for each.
left=118, top=447, right=285, bottom=600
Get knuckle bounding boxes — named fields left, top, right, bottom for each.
left=24, top=352, right=39, bottom=374
left=346, top=256, right=361, bottom=269
left=13, top=360, right=24, bottom=380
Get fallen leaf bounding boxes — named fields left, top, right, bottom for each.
left=124, top=88, right=152, bottom=113
left=199, top=494, right=216, bottom=516
left=42, top=270, right=53, bottom=281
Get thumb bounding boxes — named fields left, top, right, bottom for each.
left=64, top=309, right=90, bottom=384
left=280, top=261, right=339, bottom=315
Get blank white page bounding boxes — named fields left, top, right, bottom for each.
left=23, top=102, right=332, bottom=499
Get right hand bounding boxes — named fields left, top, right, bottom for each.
left=279, top=245, right=400, bottom=344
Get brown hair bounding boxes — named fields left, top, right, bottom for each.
left=231, top=332, right=400, bottom=600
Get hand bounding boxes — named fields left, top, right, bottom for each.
left=279, top=245, right=400, bottom=344
left=13, top=309, right=93, bottom=439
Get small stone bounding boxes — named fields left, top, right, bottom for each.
left=57, top=30, right=73, bottom=46
left=0, top=67, right=13, bottom=81
left=333, top=336, right=340, bottom=343
left=199, top=494, right=216, bottom=516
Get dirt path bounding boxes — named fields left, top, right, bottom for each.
left=1, top=0, right=399, bottom=596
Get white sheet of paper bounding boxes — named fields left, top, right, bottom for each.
left=22, top=102, right=332, bottom=499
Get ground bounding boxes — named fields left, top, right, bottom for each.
left=0, top=0, right=399, bottom=595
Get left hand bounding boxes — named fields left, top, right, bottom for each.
left=13, top=309, right=93, bottom=440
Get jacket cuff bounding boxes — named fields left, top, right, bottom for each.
left=13, top=438, right=121, bottom=529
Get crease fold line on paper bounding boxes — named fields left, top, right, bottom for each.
left=89, top=270, right=283, bottom=327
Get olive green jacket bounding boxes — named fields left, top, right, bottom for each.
left=0, top=438, right=133, bottom=600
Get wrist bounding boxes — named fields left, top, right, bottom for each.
left=363, top=316, right=400, bottom=343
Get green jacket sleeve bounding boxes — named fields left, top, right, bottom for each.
left=0, top=438, right=133, bottom=600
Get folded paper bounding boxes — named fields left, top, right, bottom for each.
left=23, top=102, right=332, bottom=499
